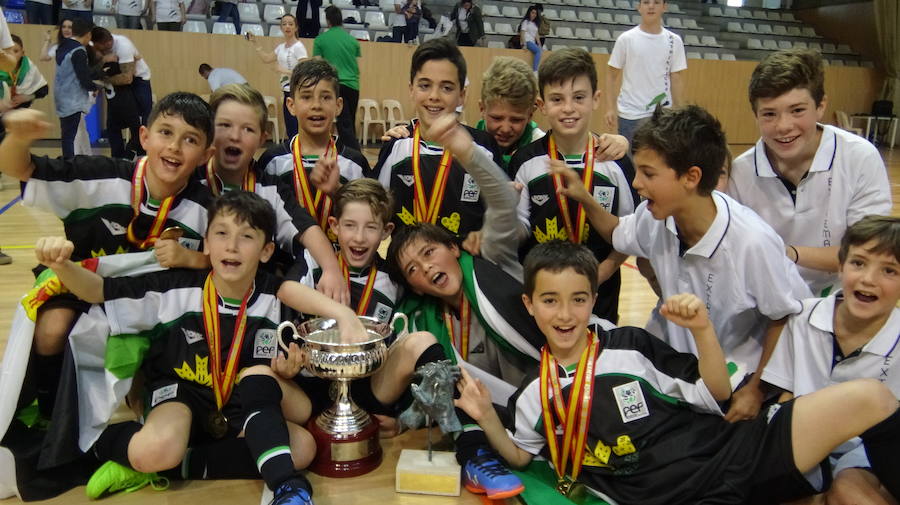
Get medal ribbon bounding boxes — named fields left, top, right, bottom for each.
left=411, top=124, right=452, bottom=224
left=291, top=135, right=336, bottom=230
left=337, top=253, right=378, bottom=316
left=126, top=157, right=176, bottom=250
left=539, top=332, right=600, bottom=487
left=201, top=273, right=253, bottom=410
left=548, top=135, right=594, bottom=244
left=442, top=294, right=471, bottom=360
left=205, top=159, right=257, bottom=196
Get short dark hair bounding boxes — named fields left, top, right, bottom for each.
left=289, top=57, right=340, bottom=98
left=147, top=92, right=214, bottom=148
left=749, top=49, right=825, bottom=112
left=537, top=47, right=597, bottom=97
left=10, top=34, right=22, bottom=49
left=386, top=223, right=458, bottom=287
left=523, top=241, right=599, bottom=296
left=72, top=18, right=94, bottom=38
left=90, top=25, right=111, bottom=43
left=410, top=38, right=466, bottom=89
left=325, top=5, right=343, bottom=26
left=206, top=190, right=276, bottom=243
left=198, top=63, right=213, bottom=76
left=632, top=105, right=728, bottom=195
left=838, top=215, right=900, bottom=265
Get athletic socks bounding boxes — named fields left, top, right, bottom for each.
left=34, top=352, right=63, bottom=418
left=92, top=421, right=142, bottom=468
left=860, top=403, right=900, bottom=500
left=165, top=438, right=259, bottom=480
left=239, top=374, right=298, bottom=491
left=454, top=406, right=490, bottom=465
left=414, top=343, right=447, bottom=370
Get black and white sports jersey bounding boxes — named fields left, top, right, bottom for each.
left=511, top=134, right=636, bottom=262
left=23, top=155, right=212, bottom=260
left=371, top=124, right=503, bottom=238
left=103, top=269, right=285, bottom=389
left=508, top=324, right=771, bottom=505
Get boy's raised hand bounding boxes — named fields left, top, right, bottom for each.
left=271, top=341, right=305, bottom=379
left=380, top=124, right=410, bottom=142
left=659, top=293, right=711, bottom=332
left=454, top=367, right=493, bottom=422
left=310, top=156, right=341, bottom=195
left=429, top=113, right=473, bottom=165
left=3, top=109, right=51, bottom=143
left=35, top=236, right=75, bottom=270
left=593, top=133, right=629, bottom=162
left=548, top=159, right=592, bottom=204
left=337, top=310, right=370, bottom=344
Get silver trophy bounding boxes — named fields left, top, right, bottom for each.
left=277, top=313, right=408, bottom=477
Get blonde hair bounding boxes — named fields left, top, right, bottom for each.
left=481, top=57, right=538, bottom=111
left=333, top=178, right=395, bottom=225
left=209, top=83, right=268, bottom=132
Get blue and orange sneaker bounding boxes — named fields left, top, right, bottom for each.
left=270, top=479, right=314, bottom=505
left=463, top=449, right=524, bottom=500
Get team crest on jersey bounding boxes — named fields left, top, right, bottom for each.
left=253, top=329, right=278, bottom=359
left=180, top=238, right=201, bottom=251
left=182, top=327, right=203, bottom=345
left=531, top=194, right=550, bottom=206
left=398, top=174, right=415, bottom=186
left=373, top=303, right=392, bottom=323
left=460, top=174, right=481, bottom=203
left=613, top=381, right=649, bottom=423
left=101, top=217, right=127, bottom=236
left=593, top=187, right=615, bottom=213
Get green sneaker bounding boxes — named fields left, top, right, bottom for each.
left=85, top=461, right=169, bottom=499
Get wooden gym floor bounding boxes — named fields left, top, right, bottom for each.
left=0, top=143, right=897, bottom=505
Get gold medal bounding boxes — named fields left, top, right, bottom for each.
left=159, top=226, right=184, bottom=241
left=206, top=410, right=229, bottom=439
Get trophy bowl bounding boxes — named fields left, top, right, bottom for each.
left=277, top=313, right=408, bottom=477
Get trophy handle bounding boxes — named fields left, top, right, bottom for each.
left=277, top=321, right=302, bottom=353
left=390, top=312, right=409, bottom=338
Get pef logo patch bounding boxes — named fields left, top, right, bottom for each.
left=460, top=174, right=481, bottom=203
left=253, top=329, right=278, bottom=359
left=613, top=381, right=649, bottom=423
left=593, top=187, right=615, bottom=213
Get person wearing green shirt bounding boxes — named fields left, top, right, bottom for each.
left=313, top=5, right=361, bottom=151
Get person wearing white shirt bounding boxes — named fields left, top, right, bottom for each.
left=198, top=64, right=247, bottom=91
left=115, top=0, right=146, bottom=29
left=60, top=0, right=93, bottom=22
left=518, top=6, right=540, bottom=71
left=606, top=0, right=687, bottom=145
left=728, top=49, right=892, bottom=298
left=762, top=215, right=900, bottom=505
left=150, top=0, right=185, bottom=30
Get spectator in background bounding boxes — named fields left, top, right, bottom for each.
left=60, top=0, right=93, bottom=22
left=314, top=5, right=361, bottom=150
left=198, top=63, right=247, bottom=91
left=216, top=0, right=240, bottom=34
left=54, top=18, right=100, bottom=158
left=0, top=34, right=49, bottom=125
left=534, top=3, right=549, bottom=47
left=450, top=0, right=483, bottom=47
left=401, top=0, right=421, bottom=43
left=40, top=18, right=93, bottom=155
left=25, top=0, right=54, bottom=25
left=150, top=0, right=185, bottom=30
left=391, top=0, right=406, bottom=42
left=247, top=14, right=307, bottom=139
left=115, top=0, right=146, bottom=29
left=295, top=0, right=322, bottom=38
left=518, top=6, right=540, bottom=71
left=0, top=6, right=15, bottom=266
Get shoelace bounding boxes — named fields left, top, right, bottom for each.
left=470, top=455, right=510, bottom=478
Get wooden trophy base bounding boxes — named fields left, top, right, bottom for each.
left=306, top=415, right=382, bottom=477
left=395, top=449, right=461, bottom=496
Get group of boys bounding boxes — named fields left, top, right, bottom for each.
left=1, top=8, right=899, bottom=505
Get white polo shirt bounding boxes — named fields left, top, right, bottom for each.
left=763, top=292, right=900, bottom=475
left=112, top=34, right=151, bottom=81
left=612, top=191, right=811, bottom=374
left=728, top=124, right=892, bottom=297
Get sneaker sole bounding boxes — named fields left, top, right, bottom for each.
left=464, top=482, right=524, bottom=500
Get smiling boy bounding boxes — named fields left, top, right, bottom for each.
left=728, top=49, right=891, bottom=297
left=0, top=93, right=215, bottom=420
left=763, top=215, right=900, bottom=505
left=553, top=105, right=812, bottom=421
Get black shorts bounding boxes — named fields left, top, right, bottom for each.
left=743, top=400, right=827, bottom=504
left=146, top=379, right=246, bottom=443
left=294, top=375, right=394, bottom=417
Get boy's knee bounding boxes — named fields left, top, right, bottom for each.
left=129, top=434, right=186, bottom=473
left=33, top=308, right=76, bottom=355
left=287, top=423, right=316, bottom=470
left=401, top=331, right=438, bottom=357
left=849, top=379, right=897, bottom=419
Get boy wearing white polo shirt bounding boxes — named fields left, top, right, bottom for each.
left=763, top=215, right=900, bottom=505
left=728, top=50, right=891, bottom=298
left=552, top=105, right=812, bottom=422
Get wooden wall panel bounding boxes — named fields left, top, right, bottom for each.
left=8, top=24, right=885, bottom=146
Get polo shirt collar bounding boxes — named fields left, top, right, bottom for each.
left=752, top=123, right=836, bottom=178
left=664, top=191, right=731, bottom=258
left=811, top=291, right=900, bottom=358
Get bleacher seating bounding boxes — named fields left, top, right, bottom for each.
left=239, top=3, right=261, bottom=22
left=212, top=22, right=237, bottom=34
left=243, top=23, right=265, bottom=36
left=263, top=4, right=285, bottom=23
left=184, top=20, right=209, bottom=33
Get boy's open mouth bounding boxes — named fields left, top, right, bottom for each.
left=853, top=290, right=878, bottom=303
